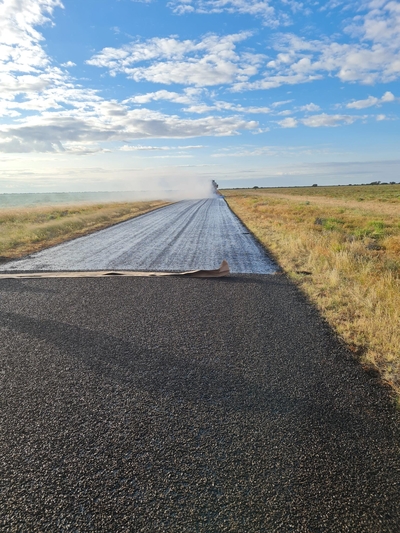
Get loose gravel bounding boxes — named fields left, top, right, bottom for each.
left=1, top=275, right=399, bottom=532
left=0, top=198, right=276, bottom=274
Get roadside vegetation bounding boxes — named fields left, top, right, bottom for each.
left=223, top=184, right=400, bottom=401
left=0, top=201, right=169, bottom=261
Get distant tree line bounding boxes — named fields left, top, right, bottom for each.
left=248, top=181, right=400, bottom=189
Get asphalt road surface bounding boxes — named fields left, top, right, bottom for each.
left=0, top=198, right=276, bottom=274
left=1, top=275, right=399, bottom=532
left=1, top=197, right=400, bottom=531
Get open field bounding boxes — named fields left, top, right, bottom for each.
left=223, top=185, right=400, bottom=401
left=247, top=184, right=400, bottom=203
left=0, top=201, right=169, bottom=261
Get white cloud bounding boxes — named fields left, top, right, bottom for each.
left=346, top=1, right=400, bottom=46
left=381, top=90, right=396, bottom=102
left=120, top=144, right=204, bottom=151
left=346, top=91, right=396, bottom=108
left=0, top=105, right=260, bottom=153
left=0, top=0, right=70, bottom=116
left=87, top=32, right=264, bottom=87
left=184, top=100, right=271, bottom=114
left=0, top=0, right=398, bottom=162
left=299, top=102, right=320, bottom=112
left=167, top=0, right=307, bottom=26
left=245, top=35, right=397, bottom=89
left=124, top=89, right=274, bottom=118
left=278, top=117, right=297, bottom=127
left=301, top=113, right=360, bottom=127
left=237, top=1, right=400, bottom=91
left=0, top=0, right=63, bottom=75
left=330, top=2, right=400, bottom=83
left=86, top=4, right=400, bottom=97
left=347, top=95, right=380, bottom=109
left=0, top=72, right=55, bottom=95
left=320, top=0, right=346, bottom=10
left=233, top=70, right=323, bottom=92
left=168, top=0, right=276, bottom=23
left=0, top=4, right=261, bottom=154
left=87, top=37, right=199, bottom=70
left=123, top=89, right=200, bottom=105
left=61, top=61, right=76, bottom=68
left=271, top=99, right=293, bottom=107
left=240, top=105, right=273, bottom=114
left=211, top=143, right=335, bottom=158
left=0, top=137, right=62, bottom=153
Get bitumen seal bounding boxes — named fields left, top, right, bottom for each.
left=1, top=273, right=399, bottom=532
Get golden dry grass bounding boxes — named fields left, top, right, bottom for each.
left=0, top=200, right=169, bottom=261
left=223, top=185, right=400, bottom=401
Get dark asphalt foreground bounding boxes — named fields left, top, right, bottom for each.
left=1, top=275, right=399, bottom=532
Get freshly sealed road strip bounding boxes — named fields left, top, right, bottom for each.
left=1, top=274, right=399, bottom=532
left=0, top=198, right=276, bottom=274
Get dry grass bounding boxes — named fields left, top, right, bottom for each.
left=252, top=183, right=400, bottom=202
left=223, top=185, right=400, bottom=401
left=0, top=200, right=169, bottom=261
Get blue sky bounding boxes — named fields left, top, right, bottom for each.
left=1, top=0, right=400, bottom=193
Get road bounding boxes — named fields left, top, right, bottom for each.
left=1, top=197, right=399, bottom=531
left=0, top=198, right=276, bottom=274
left=1, top=275, right=399, bottom=532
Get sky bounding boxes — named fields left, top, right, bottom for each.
left=1, top=0, right=400, bottom=193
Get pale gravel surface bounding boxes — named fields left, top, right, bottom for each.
left=1, top=275, right=399, bottom=532
left=0, top=198, right=276, bottom=274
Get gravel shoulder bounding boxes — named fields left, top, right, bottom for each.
left=1, top=274, right=399, bottom=532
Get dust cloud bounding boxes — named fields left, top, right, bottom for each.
left=0, top=177, right=215, bottom=208
left=130, top=175, right=215, bottom=201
